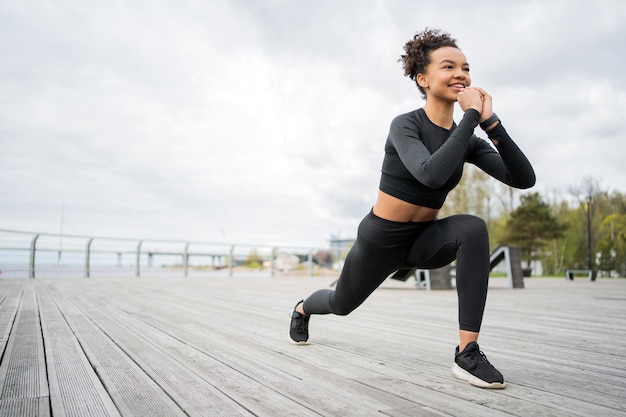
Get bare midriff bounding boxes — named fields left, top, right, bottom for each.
left=372, top=190, right=440, bottom=223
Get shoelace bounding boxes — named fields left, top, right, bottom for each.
left=464, top=347, right=491, bottom=368
left=476, top=350, right=491, bottom=364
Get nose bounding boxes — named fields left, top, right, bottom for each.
left=454, top=69, right=467, bottom=79
left=454, top=69, right=469, bottom=84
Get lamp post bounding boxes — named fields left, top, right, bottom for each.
left=586, top=195, right=592, bottom=270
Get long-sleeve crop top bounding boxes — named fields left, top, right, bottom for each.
left=379, top=108, right=535, bottom=209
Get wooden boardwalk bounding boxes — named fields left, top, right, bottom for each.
left=0, top=274, right=624, bottom=417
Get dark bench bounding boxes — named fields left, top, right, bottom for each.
left=390, top=266, right=452, bottom=290
left=565, top=269, right=597, bottom=281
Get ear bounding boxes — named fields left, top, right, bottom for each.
left=416, top=73, right=428, bottom=89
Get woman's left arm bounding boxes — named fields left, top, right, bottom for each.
left=471, top=122, right=536, bottom=189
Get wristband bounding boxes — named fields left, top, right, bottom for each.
left=479, top=113, right=499, bottom=130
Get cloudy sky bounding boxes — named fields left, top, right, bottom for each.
left=1, top=0, right=625, bottom=247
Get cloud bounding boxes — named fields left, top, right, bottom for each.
left=1, top=0, right=625, bottom=247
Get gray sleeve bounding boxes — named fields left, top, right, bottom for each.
left=388, top=109, right=480, bottom=188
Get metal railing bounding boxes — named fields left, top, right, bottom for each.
left=0, top=229, right=349, bottom=279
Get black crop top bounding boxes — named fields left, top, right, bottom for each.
left=379, top=108, right=535, bottom=209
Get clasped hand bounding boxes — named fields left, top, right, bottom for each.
left=457, top=87, right=493, bottom=123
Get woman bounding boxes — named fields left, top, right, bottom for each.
left=289, top=28, right=535, bottom=389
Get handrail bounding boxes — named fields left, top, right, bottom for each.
left=0, top=228, right=349, bottom=279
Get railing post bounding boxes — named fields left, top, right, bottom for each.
left=136, top=240, right=143, bottom=277
left=228, top=245, right=234, bottom=277
left=184, top=242, right=190, bottom=277
left=308, top=249, right=314, bottom=277
left=29, top=234, right=40, bottom=279
left=85, top=237, right=94, bottom=278
left=270, top=247, right=277, bottom=277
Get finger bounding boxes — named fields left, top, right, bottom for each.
left=472, top=87, right=491, bottom=98
left=463, top=88, right=482, bottom=98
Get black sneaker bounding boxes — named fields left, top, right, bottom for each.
left=289, top=300, right=310, bottom=345
left=451, top=342, right=505, bottom=389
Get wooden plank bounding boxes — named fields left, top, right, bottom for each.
left=45, top=281, right=258, bottom=417
left=62, top=282, right=396, bottom=417
left=0, top=281, right=23, bottom=362
left=37, top=282, right=122, bottom=417
left=41, top=282, right=191, bottom=417
left=0, top=281, right=49, bottom=417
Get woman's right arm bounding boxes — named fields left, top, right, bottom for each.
left=390, top=109, right=480, bottom=188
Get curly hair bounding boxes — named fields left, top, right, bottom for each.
left=400, top=28, right=459, bottom=98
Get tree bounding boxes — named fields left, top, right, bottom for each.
left=501, top=192, right=568, bottom=269
left=596, top=191, right=626, bottom=277
left=245, top=249, right=263, bottom=268
left=444, top=166, right=505, bottom=218
left=597, top=214, right=626, bottom=275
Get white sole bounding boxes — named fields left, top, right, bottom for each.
left=289, top=338, right=310, bottom=346
left=451, top=363, right=506, bottom=389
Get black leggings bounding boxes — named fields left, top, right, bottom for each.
left=302, top=210, right=490, bottom=332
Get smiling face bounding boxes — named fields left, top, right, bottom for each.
left=416, top=46, right=471, bottom=103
